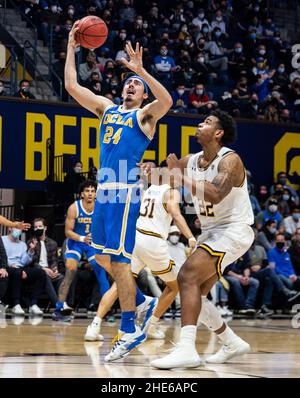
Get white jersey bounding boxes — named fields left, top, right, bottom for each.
left=187, top=147, right=254, bottom=230
left=136, top=184, right=173, bottom=240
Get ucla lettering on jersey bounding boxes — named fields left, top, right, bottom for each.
left=73, top=200, right=93, bottom=237
left=98, top=105, right=151, bottom=185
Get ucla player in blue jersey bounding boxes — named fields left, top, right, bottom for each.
left=65, top=23, right=172, bottom=360
left=52, top=180, right=110, bottom=322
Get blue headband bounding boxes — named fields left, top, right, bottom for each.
left=124, top=75, right=149, bottom=94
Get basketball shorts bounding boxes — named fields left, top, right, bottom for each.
left=91, top=184, right=141, bottom=264
left=65, top=239, right=95, bottom=263
left=197, top=223, right=254, bottom=278
left=131, top=230, right=178, bottom=283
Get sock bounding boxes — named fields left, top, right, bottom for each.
left=179, top=325, right=197, bottom=348
left=91, top=261, right=110, bottom=296
left=217, top=325, right=239, bottom=345
left=56, top=301, right=63, bottom=311
left=120, top=311, right=136, bottom=333
left=92, top=316, right=102, bottom=327
left=150, top=315, right=159, bottom=325
left=136, top=286, right=146, bottom=306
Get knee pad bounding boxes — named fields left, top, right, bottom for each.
left=198, top=296, right=223, bottom=331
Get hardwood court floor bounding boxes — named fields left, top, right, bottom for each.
left=0, top=317, right=300, bottom=378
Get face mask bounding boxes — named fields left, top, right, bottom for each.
left=12, top=229, right=22, bottom=239
left=292, top=213, right=300, bottom=221
left=111, top=82, right=118, bottom=88
left=177, top=89, right=185, bottom=96
left=185, top=39, right=191, bottom=45
left=196, top=89, right=203, bottom=95
left=21, top=87, right=29, bottom=93
left=143, top=23, right=148, bottom=29
left=68, top=8, right=75, bottom=16
left=182, top=26, right=188, bottom=32
left=278, top=67, right=285, bottom=73
left=216, top=17, right=222, bottom=22
left=215, top=31, right=222, bottom=37
left=169, top=235, right=180, bottom=244
left=269, top=204, right=278, bottom=213
left=74, top=166, right=82, bottom=173
left=278, top=177, right=286, bottom=185
left=120, top=33, right=126, bottom=40
left=136, top=19, right=143, bottom=25
left=198, top=13, right=204, bottom=19
left=34, top=228, right=44, bottom=238
left=51, top=5, right=58, bottom=13
left=283, top=194, right=290, bottom=201
left=251, top=99, right=258, bottom=105
left=161, top=50, right=168, bottom=56
left=276, top=242, right=285, bottom=250
left=197, top=57, right=205, bottom=63
left=250, top=33, right=256, bottom=39
left=259, top=49, right=266, bottom=55
left=254, top=6, right=259, bottom=12
left=268, top=226, right=277, bottom=234
left=203, top=27, right=209, bottom=33
left=235, top=47, right=242, bottom=53
left=65, top=25, right=72, bottom=31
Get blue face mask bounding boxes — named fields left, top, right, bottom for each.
left=203, top=27, right=209, bottom=33
left=215, top=31, right=222, bottom=37
left=12, top=228, right=22, bottom=239
left=292, top=213, right=300, bottom=221
left=235, top=47, right=242, bottom=53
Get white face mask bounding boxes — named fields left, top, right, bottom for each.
left=74, top=166, right=82, bottom=174
left=269, top=204, right=278, bottom=213
left=68, top=8, right=75, bottom=16
left=120, top=33, right=126, bottom=40
left=169, top=235, right=180, bottom=244
left=177, top=89, right=185, bottom=95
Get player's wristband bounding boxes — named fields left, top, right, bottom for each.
left=79, top=236, right=85, bottom=242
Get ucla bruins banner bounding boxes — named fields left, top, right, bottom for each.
left=0, top=98, right=299, bottom=191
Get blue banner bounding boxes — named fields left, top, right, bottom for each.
left=0, top=98, right=299, bottom=191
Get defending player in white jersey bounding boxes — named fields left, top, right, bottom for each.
left=150, top=110, right=255, bottom=369
left=131, top=162, right=196, bottom=339
left=84, top=163, right=196, bottom=341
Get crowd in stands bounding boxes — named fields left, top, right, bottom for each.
left=1, top=0, right=300, bottom=123
left=1, top=167, right=300, bottom=320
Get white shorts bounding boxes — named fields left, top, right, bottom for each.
left=131, top=230, right=178, bottom=283
left=197, top=223, right=254, bottom=277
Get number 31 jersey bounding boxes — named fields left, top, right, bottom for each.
left=136, top=184, right=173, bottom=240
left=187, top=146, right=254, bottom=231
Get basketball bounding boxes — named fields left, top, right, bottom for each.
left=75, top=16, right=108, bottom=49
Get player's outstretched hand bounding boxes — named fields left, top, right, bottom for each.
left=121, top=41, right=144, bottom=74
left=68, top=21, right=80, bottom=48
left=14, top=221, right=31, bottom=231
left=137, top=161, right=156, bottom=176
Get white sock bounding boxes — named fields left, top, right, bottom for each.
left=92, top=316, right=102, bottom=327
left=179, top=325, right=197, bottom=348
left=150, top=315, right=159, bottom=325
left=217, top=325, right=239, bottom=345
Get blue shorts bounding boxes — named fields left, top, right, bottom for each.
left=91, top=185, right=141, bottom=264
left=65, top=239, right=95, bottom=263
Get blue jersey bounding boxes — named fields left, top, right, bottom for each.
left=73, top=200, right=93, bottom=237
left=99, top=105, right=151, bottom=185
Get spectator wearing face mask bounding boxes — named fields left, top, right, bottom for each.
left=188, top=83, right=217, bottom=114
left=242, top=93, right=263, bottom=119
left=211, top=10, right=227, bottom=34
left=256, top=220, right=278, bottom=252
left=270, top=172, right=299, bottom=206
left=289, top=228, right=300, bottom=275
left=29, top=218, right=63, bottom=308
left=113, top=29, right=128, bottom=52
left=256, top=198, right=282, bottom=230
left=154, top=45, right=179, bottom=90
left=192, top=9, right=211, bottom=33
left=178, top=23, right=190, bottom=42
left=284, top=208, right=300, bottom=236
left=272, top=63, right=289, bottom=89
left=14, top=79, right=35, bottom=100
left=268, top=234, right=300, bottom=290
left=88, top=72, right=102, bottom=95
left=228, top=43, right=247, bottom=79
left=171, top=84, right=189, bottom=113
left=119, top=0, right=136, bottom=24
left=167, top=226, right=187, bottom=271
left=79, top=51, right=102, bottom=85
left=270, top=183, right=290, bottom=217
left=2, top=227, right=46, bottom=315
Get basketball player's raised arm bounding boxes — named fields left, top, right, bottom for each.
left=65, top=22, right=113, bottom=117
left=0, top=216, right=30, bottom=231
left=121, top=42, right=173, bottom=134
left=167, top=152, right=244, bottom=205
left=65, top=204, right=91, bottom=245
left=164, top=189, right=196, bottom=248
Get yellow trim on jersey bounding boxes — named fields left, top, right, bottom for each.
left=136, top=227, right=163, bottom=239
left=101, top=188, right=133, bottom=260
left=132, top=272, right=139, bottom=278
left=91, top=242, right=105, bottom=250
left=198, top=243, right=225, bottom=278
left=152, top=260, right=175, bottom=276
